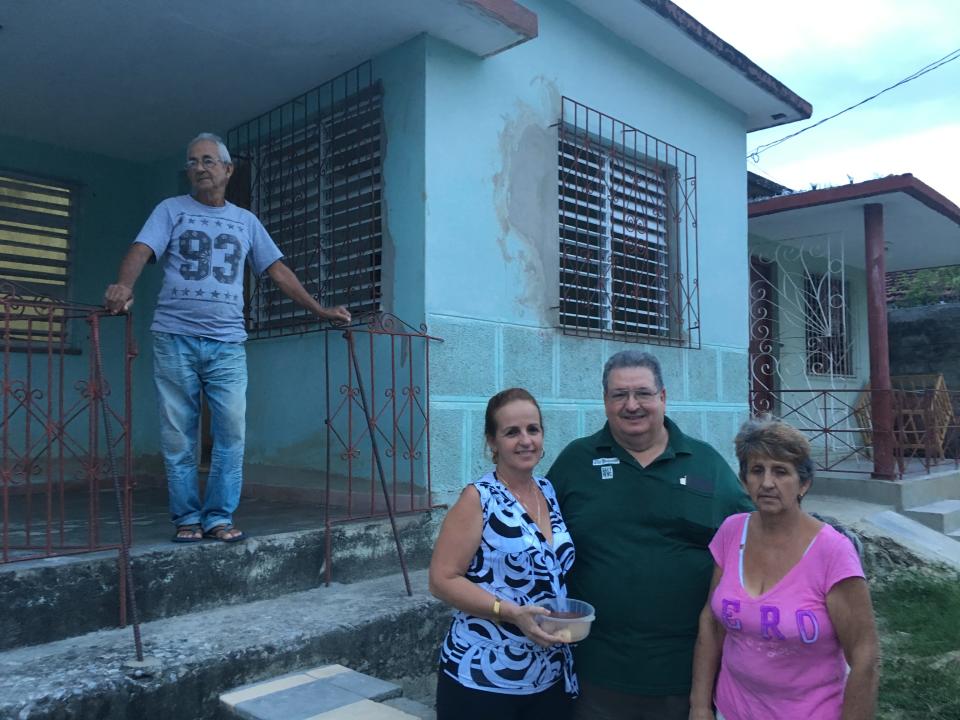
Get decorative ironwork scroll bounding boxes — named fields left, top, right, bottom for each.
left=749, top=234, right=853, bottom=411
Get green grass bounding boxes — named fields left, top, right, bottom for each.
left=872, top=570, right=960, bottom=720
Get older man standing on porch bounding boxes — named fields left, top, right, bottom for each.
left=104, top=133, right=350, bottom=543
left=547, top=350, right=752, bottom=720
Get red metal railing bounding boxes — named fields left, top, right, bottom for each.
left=750, top=388, right=960, bottom=479
left=1, top=282, right=136, bottom=563
left=322, top=313, right=443, bottom=591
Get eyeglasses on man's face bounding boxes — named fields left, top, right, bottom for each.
left=184, top=156, right=223, bottom=171
left=606, top=389, right=661, bottom=405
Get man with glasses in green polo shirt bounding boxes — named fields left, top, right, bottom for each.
left=548, top=350, right=752, bottom=720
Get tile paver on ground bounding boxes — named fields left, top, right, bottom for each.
left=221, top=664, right=412, bottom=720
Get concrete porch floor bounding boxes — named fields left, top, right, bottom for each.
left=3, top=469, right=434, bottom=562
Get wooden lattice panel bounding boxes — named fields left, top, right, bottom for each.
left=854, top=373, right=954, bottom=458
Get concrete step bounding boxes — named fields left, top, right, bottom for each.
left=813, top=467, right=960, bottom=510
left=948, top=530, right=960, bottom=544
left=903, top=499, right=960, bottom=534
left=0, top=569, right=446, bottom=720
left=1, top=512, right=439, bottom=652
left=898, top=469, right=960, bottom=508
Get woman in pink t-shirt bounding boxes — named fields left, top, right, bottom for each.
left=688, top=418, right=879, bottom=720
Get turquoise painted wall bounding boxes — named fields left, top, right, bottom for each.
left=420, top=0, right=754, bottom=499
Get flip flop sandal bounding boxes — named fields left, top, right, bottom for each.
left=172, top=524, right=203, bottom=543
left=203, top=524, right=246, bottom=543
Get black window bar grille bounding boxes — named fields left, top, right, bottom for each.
left=557, top=97, right=699, bottom=347
left=226, top=62, right=382, bottom=339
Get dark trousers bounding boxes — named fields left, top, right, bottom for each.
left=435, top=670, right=572, bottom=720
left=571, top=680, right=690, bottom=720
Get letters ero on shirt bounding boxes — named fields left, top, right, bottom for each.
left=721, top=598, right=822, bottom=644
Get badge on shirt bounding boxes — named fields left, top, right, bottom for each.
left=600, top=465, right=614, bottom=480
left=592, top=457, right=620, bottom=466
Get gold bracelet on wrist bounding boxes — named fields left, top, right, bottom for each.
left=492, top=597, right=502, bottom=623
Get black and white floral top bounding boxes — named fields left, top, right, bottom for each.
left=438, top=472, right=578, bottom=696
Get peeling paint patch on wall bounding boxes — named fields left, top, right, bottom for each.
left=492, top=80, right=561, bottom=324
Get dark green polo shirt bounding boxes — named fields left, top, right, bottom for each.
left=547, top=417, right=752, bottom=696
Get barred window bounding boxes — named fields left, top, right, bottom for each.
left=0, top=171, right=75, bottom=343
left=557, top=97, right=699, bottom=347
left=805, top=274, right=852, bottom=376
left=228, top=63, right=382, bottom=338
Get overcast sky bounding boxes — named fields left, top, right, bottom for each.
left=671, top=0, right=960, bottom=203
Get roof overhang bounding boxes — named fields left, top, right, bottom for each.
left=0, top=0, right=537, bottom=163
left=749, top=175, right=960, bottom=272
left=565, top=0, right=812, bottom=132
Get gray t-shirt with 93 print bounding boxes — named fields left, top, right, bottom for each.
left=134, top=195, right=282, bottom=342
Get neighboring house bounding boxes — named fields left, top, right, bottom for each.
left=887, top=266, right=960, bottom=307
left=0, top=0, right=810, bottom=519
left=747, top=171, right=792, bottom=201
left=747, top=174, right=960, bottom=480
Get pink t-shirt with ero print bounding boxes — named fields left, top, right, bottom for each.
left=708, top=512, right=865, bottom=720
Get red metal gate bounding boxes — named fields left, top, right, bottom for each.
left=322, top=313, right=443, bottom=590
left=0, top=282, right=135, bottom=563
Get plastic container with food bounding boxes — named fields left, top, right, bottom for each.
left=535, top=598, right=596, bottom=643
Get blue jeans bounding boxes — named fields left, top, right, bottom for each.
left=152, top=332, right=247, bottom=532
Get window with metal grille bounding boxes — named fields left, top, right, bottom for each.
left=227, top=63, right=382, bottom=338
left=557, top=98, right=699, bottom=347
left=0, top=171, right=75, bottom=343
left=804, top=274, right=852, bottom=376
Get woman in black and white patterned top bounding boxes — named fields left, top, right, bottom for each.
left=429, top=388, right=577, bottom=720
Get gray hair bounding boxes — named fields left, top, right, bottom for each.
left=602, top=350, right=664, bottom=395
left=186, top=133, right=232, bottom=164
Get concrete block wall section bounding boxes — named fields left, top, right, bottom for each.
left=0, top=512, right=440, bottom=651
left=427, top=316, right=750, bottom=497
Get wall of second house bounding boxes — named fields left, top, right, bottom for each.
left=421, top=0, right=753, bottom=502
left=0, top=133, right=157, bottom=477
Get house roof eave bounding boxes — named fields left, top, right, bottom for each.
left=749, top=174, right=960, bottom=227
left=567, top=0, right=812, bottom=130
